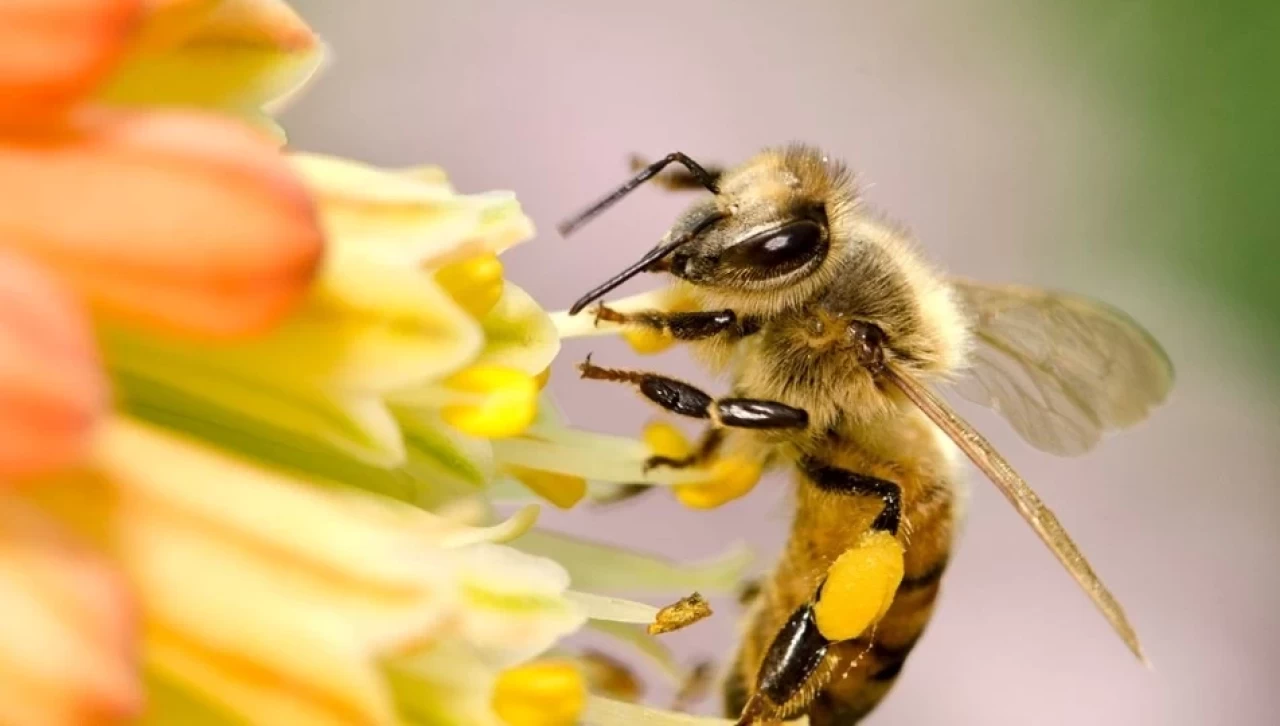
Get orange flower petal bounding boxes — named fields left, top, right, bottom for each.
left=0, top=498, right=141, bottom=725
left=199, top=0, right=317, bottom=54
left=103, top=0, right=325, bottom=114
left=0, top=0, right=142, bottom=126
left=0, top=250, right=106, bottom=480
left=132, top=0, right=222, bottom=50
left=0, top=109, right=325, bottom=339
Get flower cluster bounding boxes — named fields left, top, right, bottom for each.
left=0, top=2, right=762, bottom=725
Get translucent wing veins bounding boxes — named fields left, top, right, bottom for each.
left=885, top=364, right=1148, bottom=664
left=950, top=279, right=1173, bottom=457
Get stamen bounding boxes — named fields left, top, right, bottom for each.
left=434, top=253, right=505, bottom=318
left=647, top=592, right=713, bottom=635
left=506, top=465, right=587, bottom=509
left=440, top=365, right=538, bottom=438
left=492, top=660, right=586, bottom=726
left=672, top=458, right=762, bottom=510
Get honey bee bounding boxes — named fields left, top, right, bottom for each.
left=558, top=145, right=1173, bottom=724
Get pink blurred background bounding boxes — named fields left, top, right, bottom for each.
left=283, top=3, right=1280, bottom=724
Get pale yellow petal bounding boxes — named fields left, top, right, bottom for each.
left=473, top=283, right=562, bottom=375
left=453, top=544, right=584, bottom=666
left=291, top=153, right=534, bottom=270
left=386, top=641, right=501, bottom=726
left=102, top=0, right=326, bottom=111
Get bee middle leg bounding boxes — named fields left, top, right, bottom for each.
left=577, top=357, right=809, bottom=430
left=644, top=427, right=725, bottom=472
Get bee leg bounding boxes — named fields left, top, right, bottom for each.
left=629, top=154, right=725, bottom=191
left=578, top=357, right=809, bottom=430
left=597, top=427, right=724, bottom=506
left=737, top=463, right=905, bottom=724
left=595, top=305, right=761, bottom=341
left=644, top=427, right=725, bottom=472
left=736, top=601, right=831, bottom=724
left=737, top=577, right=764, bottom=606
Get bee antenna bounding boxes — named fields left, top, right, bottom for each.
left=567, top=210, right=724, bottom=315
left=557, top=152, right=720, bottom=237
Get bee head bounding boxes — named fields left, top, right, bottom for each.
left=562, top=145, right=855, bottom=316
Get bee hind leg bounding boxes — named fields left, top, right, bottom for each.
left=735, top=462, right=906, bottom=724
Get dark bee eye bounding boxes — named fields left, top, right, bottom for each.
left=721, top=220, right=826, bottom=277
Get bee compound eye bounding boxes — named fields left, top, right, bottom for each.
left=722, top=219, right=826, bottom=277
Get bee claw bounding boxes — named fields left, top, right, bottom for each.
left=734, top=695, right=766, bottom=726
left=641, top=455, right=666, bottom=474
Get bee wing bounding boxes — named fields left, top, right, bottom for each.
left=884, top=365, right=1147, bottom=663
left=948, top=279, right=1174, bottom=456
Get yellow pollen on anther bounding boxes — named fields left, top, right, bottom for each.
left=673, top=457, right=762, bottom=509
left=533, top=366, right=552, bottom=390
left=441, top=365, right=538, bottom=438
left=506, top=464, right=586, bottom=509
left=813, top=530, right=905, bottom=641
left=642, top=422, right=693, bottom=460
left=434, top=252, right=505, bottom=318
left=492, top=660, right=586, bottom=726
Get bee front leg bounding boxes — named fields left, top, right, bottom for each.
left=595, top=304, right=761, bottom=342
left=577, top=357, right=808, bottom=430
left=736, top=461, right=906, bottom=724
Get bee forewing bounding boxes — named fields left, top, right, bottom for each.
left=949, top=280, right=1174, bottom=457
left=885, top=365, right=1148, bottom=664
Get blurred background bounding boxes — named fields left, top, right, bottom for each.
left=283, top=2, right=1279, bottom=724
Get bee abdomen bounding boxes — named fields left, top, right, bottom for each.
left=726, top=451, right=956, bottom=725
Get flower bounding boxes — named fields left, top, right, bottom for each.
left=0, top=2, right=763, bottom=724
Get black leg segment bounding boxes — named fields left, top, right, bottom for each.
left=595, top=305, right=760, bottom=342
left=644, top=428, right=725, bottom=472
left=716, top=399, right=808, bottom=429
left=801, top=458, right=903, bottom=535
left=578, top=357, right=810, bottom=432
left=737, top=603, right=832, bottom=725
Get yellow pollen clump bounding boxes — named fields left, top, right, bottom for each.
left=434, top=253, right=505, bottom=318
left=506, top=464, right=586, bottom=509
left=492, top=660, right=586, bottom=726
left=441, top=365, right=537, bottom=438
left=622, top=327, right=675, bottom=355
left=812, top=530, right=904, bottom=641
